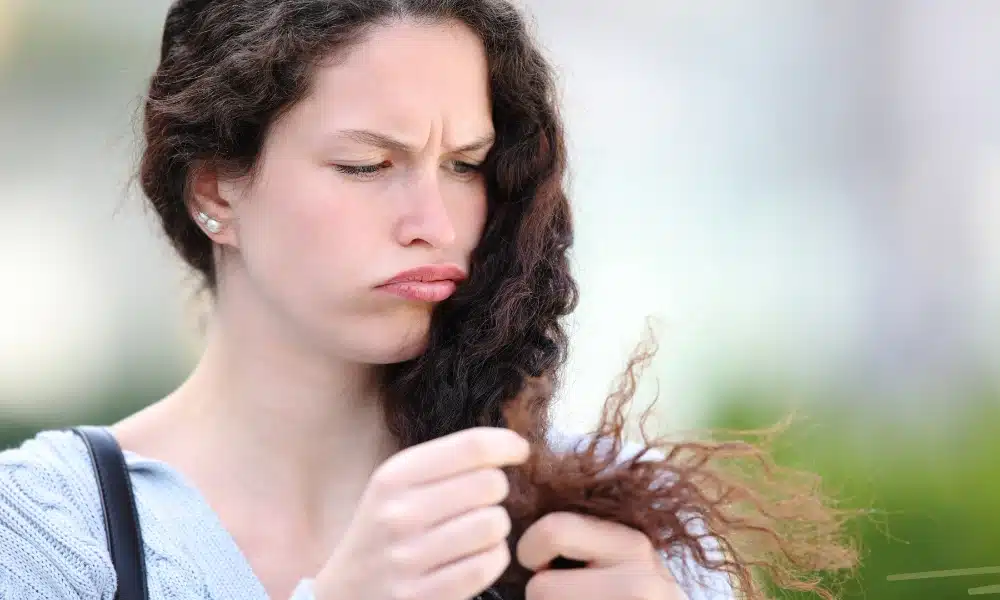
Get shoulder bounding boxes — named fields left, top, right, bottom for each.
left=0, top=429, right=115, bottom=599
left=544, top=427, right=736, bottom=600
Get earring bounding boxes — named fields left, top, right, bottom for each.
left=196, top=211, right=222, bottom=234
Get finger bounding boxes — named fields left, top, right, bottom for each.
left=525, top=566, right=681, bottom=600
left=517, top=512, right=653, bottom=571
left=374, top=428, right=529, bottom=489
left=405, top=541, right=511, bottom=600
left=395, top=505, right=512, bottom=573
left=368, top=467, right=511, bottom=541
left=408, top=467, right=511, bottom=527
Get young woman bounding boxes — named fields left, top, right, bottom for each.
left=0, top=1, right=750, bottom=599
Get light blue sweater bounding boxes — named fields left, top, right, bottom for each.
left=0, top=428, right=734, bottom=600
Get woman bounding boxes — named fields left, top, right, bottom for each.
left=0, top=1, right=741, bottom=599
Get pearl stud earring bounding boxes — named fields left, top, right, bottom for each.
left=196, top=211, right=222, bottom=234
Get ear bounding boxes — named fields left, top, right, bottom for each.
left=187, top=160, right=243, bottom=248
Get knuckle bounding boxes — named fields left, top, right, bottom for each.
left=471, top=560, right=494, bottom=586
left=629, top=528, right=654, bottom=550
left=534, top=514, right=562, bottom=540
left=369, top=465, right=403, bottom=494
left=478, top=544, right=510, bottom=581
left=463, top=433, right=494, bottom=465
left=525, top=572, right=554, bottom=600
left=465, top=545, right=501, bottom=587
left=481, top=468, right=510, bottom=500
left=483, top=506, right=512, bottom=540
left=376, top=502, right=418, bottom=537
left=385, top=544, right=416, bottom=570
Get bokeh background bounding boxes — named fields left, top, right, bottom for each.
left=1, top=1, right=997, bottom=597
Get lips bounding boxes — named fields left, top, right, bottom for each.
left=376, top=264, right=468, bottom=302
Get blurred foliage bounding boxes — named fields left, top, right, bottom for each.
left=703, top=381, right=1000, bottom=599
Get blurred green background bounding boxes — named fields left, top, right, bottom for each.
left=1, top=1, right=997, bottom=598
left=705, top=382, right=1000, bottom=598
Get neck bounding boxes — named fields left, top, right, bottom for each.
left=178, top=321, right=397, bottom=494
left=126, top=286, right=400, bottom=528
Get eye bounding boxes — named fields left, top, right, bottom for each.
left=450, top=160, right=483, bottom=176
left=334, top=160, right=392, bottom=179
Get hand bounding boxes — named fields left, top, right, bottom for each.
left=312, top=427, right=529, bottom=600
left=516, top=512, right=688, bottom=600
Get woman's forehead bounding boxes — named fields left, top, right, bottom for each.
left=279, top=20, right=494, bottom=150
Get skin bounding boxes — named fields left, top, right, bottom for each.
left=113, top=18, right=686, bottom=600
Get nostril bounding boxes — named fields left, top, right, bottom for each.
left=548, top=556, right=587, bottom=570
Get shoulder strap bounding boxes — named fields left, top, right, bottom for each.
left=72, top=426, right=150, bottom=600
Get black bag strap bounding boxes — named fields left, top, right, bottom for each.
left=72, top=426, right=150, bottom=600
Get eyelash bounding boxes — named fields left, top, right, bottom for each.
left=333, top=160, right=482, bottom=179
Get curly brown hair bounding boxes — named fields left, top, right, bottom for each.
left=497, top=329, right=861, bottom=600
left=141, top=1, right=860, bottom=598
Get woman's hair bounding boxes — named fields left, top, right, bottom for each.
left=141, top=1, right=860, bottom=597
left=498, top=331, right=862, bottom=600
left=141, top=0, right=576, bottom=449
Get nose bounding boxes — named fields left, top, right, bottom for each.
left=392, top=172, right=457, bottom=249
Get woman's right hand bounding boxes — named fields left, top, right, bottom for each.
left=312, top=427, right=530, bottom=600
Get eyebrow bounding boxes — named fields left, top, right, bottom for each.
left=335, top=129, right=496, bottom=155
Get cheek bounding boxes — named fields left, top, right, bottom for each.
left=238, top=165, right=383, bottom=296
left=449, top=182, right=489, bottom=249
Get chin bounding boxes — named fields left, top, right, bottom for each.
left=370, top=329, right=430, bottom=364
left=382, top=338, right=429, bottom=364
left=338, top=311, right=433, bottom=365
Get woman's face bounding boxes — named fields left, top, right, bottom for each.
left=212, top=19, right=494, bottom=364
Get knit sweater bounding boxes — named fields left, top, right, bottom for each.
left=0, top=428, right=734, bottom=600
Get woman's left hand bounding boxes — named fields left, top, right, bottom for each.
left=516, top=512, right=689, bottom=600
